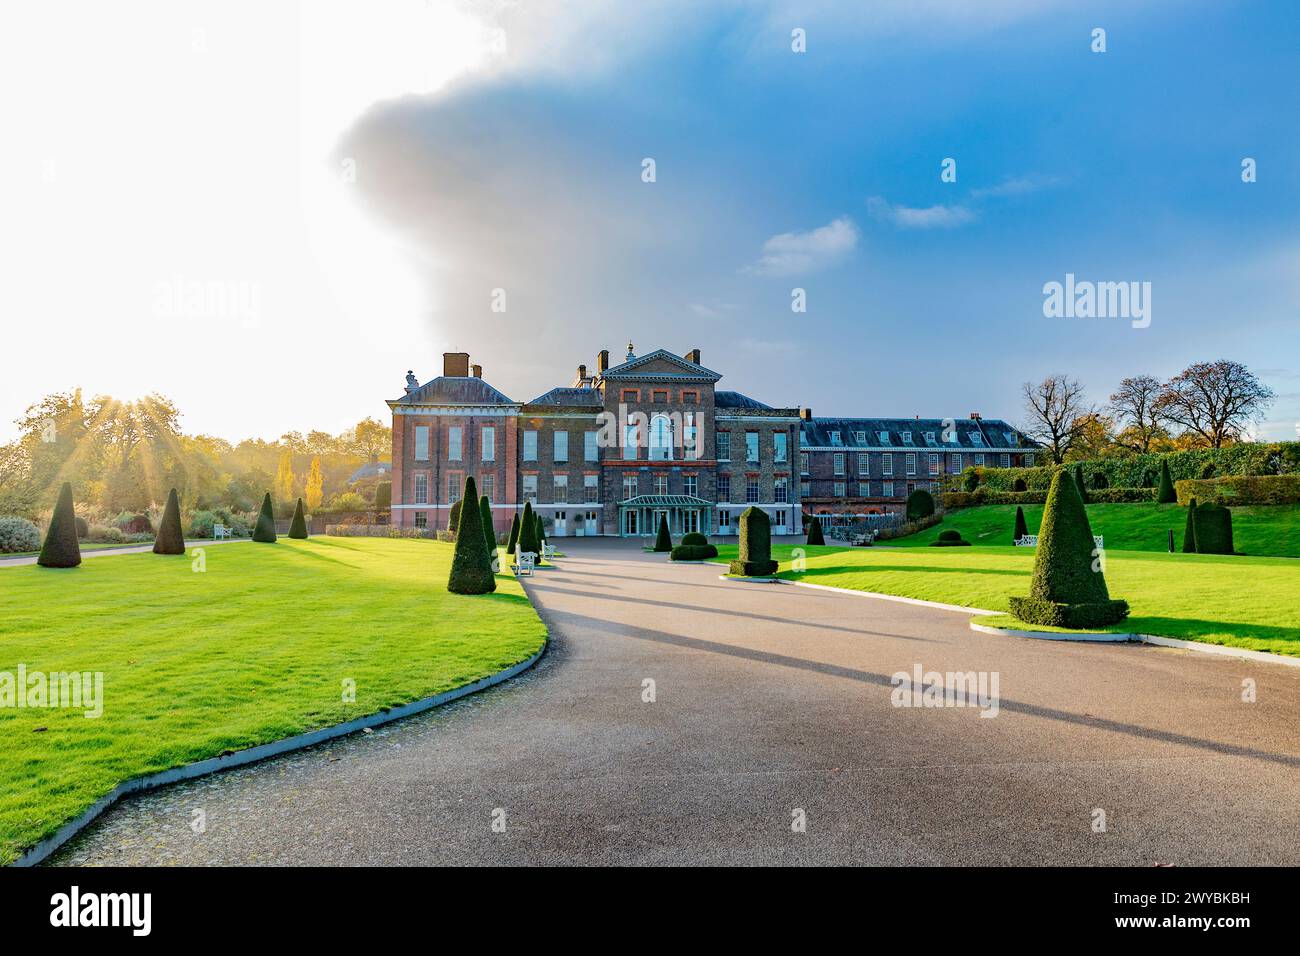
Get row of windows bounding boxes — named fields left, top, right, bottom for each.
left=413, top=472, right=498, bottom=505
left=804, top=451, right=1027, bottom=476
left=802, top=480, right=941, bottom=499
left=816, top=428, right=1016, bottom=447
left=412, top=424, right=495, bottom=463
left=522, top=429, right=601, bottom=463
left=717, top=509, right=788, bottom=532
left=716, top=430, right=788, bottom=464
left=619, top=388, right=699, bottom=404
left=714, top=474, right=789, bottom=504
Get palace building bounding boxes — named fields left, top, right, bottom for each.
left=387, top=347, right=1035, bottom=538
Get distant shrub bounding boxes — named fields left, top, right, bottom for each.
left=671, top=543, right=718, bottom=561
left=87, top=524, right=125, bottom=543
left=374, top=481, right=392, bottom=511
left=876, top=513, right=943, bottom=541
left=906, top=489, right=935, bottom=521
left=653, top=513, right=672, bottom=552
left=0, top=516, right=41, bottom=553
left=74, top=515, right=89, bottom=539
left=1175, top=474, right=1300, bottom=506
left=681, top=532, right=709, bottom=547
left=932, top=528, right=971, bottom=547
left=38, top=483, right=82, bottom=568
left=1192, top=502, right=1235, bottom=555
left=806, top=515, right=825, bottom=545
left=153, top=488, right=186, bottom=554
left=729, top=507, right=777, bottom=576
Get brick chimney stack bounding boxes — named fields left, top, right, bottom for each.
left=443, top=352, right=470, bottom=377
left=685, top=348, right=701, bottom=364
left=597, top=349, right=610, bottom=374
left=800, top=408, right=813, bottom=421
left=970, top=412, right=981, bottom=420
left=471, top=364, right=482, bottom=378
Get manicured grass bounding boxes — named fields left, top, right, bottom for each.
left=0, top=537, right=546, bottom=864
left=713, top=543, right=1300, bottom=657
left=884, top=502, right=1300, bottom=557
left=2, top=541, right=147, bottom=559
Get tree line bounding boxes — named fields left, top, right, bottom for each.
left=0, top=389, right=390, bottom=520
left=1021, top=360, right=1277, bottom=464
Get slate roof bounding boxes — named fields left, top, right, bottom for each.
left=391, top=376, right=515, bottom=406
left=799, top=417, right=1036, bottom=450
left=715, top=390, right=772, bottom=410
left=348, top=461, right=391, bottom=483
left=528, top=386, right=604, bottom=407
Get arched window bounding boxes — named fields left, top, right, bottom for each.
left=649, top=414, right=673, bottom=461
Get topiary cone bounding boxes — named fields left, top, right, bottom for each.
left=153, top=487, right=186, bottom=554
left=253, top=492, right=277, bottom=543
left=653, top=513, right=672, bottom=552
left=449, top=498, right=462, bottom=533
left=1182, top=498, right=1199, bottom=553
left=519, top=500, right=540, bottom=557
left=448, top=476, right=495, bottom=594
left=1157, top=458, right=1177, bottom=504
left=479, top=495, right=496, bottom=561
left=806, top=515, right=825, bottom=545
left=1073, top=464, right=1089, bottom=504
left=38, top=482, right=81, bottom=568
left=1028, top=470, right=1108, bottom=604
left=507, top=512, right=521, bottom=555
left=1013, top=505, right=1029, bottom=542
left=288, top=497, right=308, bottom=539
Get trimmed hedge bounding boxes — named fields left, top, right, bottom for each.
left=38, top=482, right=82, bottom=568
left=448, top=476, right=496, bottom=594
left=729, top=506, right=777, bottom=576
left=943, top=489, right=1048, bottom=509
left=252, top=492, right=277, bottom=543
left=288, top=497, right=308, bottom=539
left=518, top=500, right=540, bottom=558
left=906, top=489, right=935, bottom=521
left=682, top=531, right=708, bottom=546
left=1073, top=464, right=1089, bottom=504
left=1182, top=499, right=1198, bottom=553
left=374, top=481, right=392, bottom=511
left=653, top=513, right=672, bottom=552
left=671, top=543, right=718, bottom=561
left=1191, top=502, right=1234, bottom=555
left=1010, top=470, right=1129, bottom=628
left=876, top=513, right=943, bottom=542
left=806, top=516, right=825, bottom=545
left=449, top=499, right=463, bottom=533
left=1007, top=596, right=1133, bottom=629
left=932, top=528, right=970, bottom=547
left=967, top=442, right=1300, bottom=495
left=153, top=487, right=186, bottom=553
left=1174, top=474, right=1300, bottom=506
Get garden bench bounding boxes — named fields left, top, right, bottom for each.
left=1015, top=534, right=1103, bottom=549
left=214, top=523, right=233, bottom=540
left=542, top=543, right=557, bottom=561
left=513, top=552, right=535, bottom=576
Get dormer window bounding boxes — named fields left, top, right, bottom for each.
left=830, top=431, right=842, bottom=446
left=1003, top=432, right=1015, bottom=446
left=854, top=431, right=866, bottom=444
left=924, top=431, right=935, bottom=444
left=902, top=432, right=914, bottom=444
left=970, top=433, right=983, bottom=445
left=878, top=431, right=889, bottom=444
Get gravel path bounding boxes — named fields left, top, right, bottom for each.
left=51, top=538, right=1300, bottom=865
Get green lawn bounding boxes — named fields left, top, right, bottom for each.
left=2, top=541, right=148, bottom=559
left=883, top=502, right=1300, bottom=557
left=0, top=537, right=546, bottom=864
left=714, top=543, right=1300, bottom=657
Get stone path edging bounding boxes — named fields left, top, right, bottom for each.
left=12, top=643, right=548, bottom=867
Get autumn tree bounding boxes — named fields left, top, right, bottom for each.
left=305, top=456, right=324, bottom=509
left=1020, top=375, right=1093, bottom=464
left=1156, top=360, right=1275, bottom=448
left=274, top=450, right=296, bottom=503
left=1107, top=374, right=1168, bottom=454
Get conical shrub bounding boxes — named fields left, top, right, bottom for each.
left=153, top=487, right=186, bottom=554
left=806, top=515, right=825, bottom=545
left=1157, top=459, right=1177, bottom=504
left=518, top=500, right=540, bottom=557
left=449, top=498, right=462, bottom=533
left=252, top=492, right=277, bottom=543
left=1073, top=464, right=1089, bottom=503
left=729, top=506, right=777, bottom=577
left=507, top=512, right=521, bottom=555
left=1013, top=505, right=1029, bottom=542
left=288, top=497, right=308, bottom=539
left=480, top=495, right=496, bottom=558
left=448, top=476, right=495, bottom=594
left=38, top=482, right=81, bottom=568
left=653, top=513, right=672, bottom=552
left=1009, top=470, right=1128, bottom=628
left=1182, top=498, right=1199, bottom=553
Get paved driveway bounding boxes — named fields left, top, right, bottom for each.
left=52, top=539, right=1300, bottom=865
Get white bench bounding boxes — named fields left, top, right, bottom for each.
left=214, top=523, right=233, bottom=540
left=513, top=552, right=535, bottom=576
left=1015, top=534, right=1103, bottom=548
left=542, top=543, right=556, bottom=561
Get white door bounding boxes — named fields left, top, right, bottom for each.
left=553, top=511, right=567, bottom=536
left=585, top=511, right=598, bottom=535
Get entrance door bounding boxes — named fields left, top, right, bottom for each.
left=553, top=511, right=567, bottom=536
left=683, top=510, right=699, bottom=534
left=624, top=510, right=638, bottom=536
left=585, top=511, right=598, bottom=535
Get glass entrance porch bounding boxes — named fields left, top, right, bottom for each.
left=616, top=494, right=713, bottom=537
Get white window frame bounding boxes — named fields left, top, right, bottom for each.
left=584, top=431, right=599, bottom=462
left=414, top=425, right=430, bottom=462
left=481, top=426, right=495, bottom=462
left=554, top=431, right=568, bottom=463
left=447, top=425, right=462, bottom=462
left=522, top=430, right=537, bottom=462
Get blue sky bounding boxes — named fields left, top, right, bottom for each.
left=1, top=0, right=1295, bottom=442
left=345, top=0, right=1298, bottom=438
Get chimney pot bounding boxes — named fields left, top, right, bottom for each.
left=685, top=348, right=701, bottom=365
left=800, top=407, right=813, bottom=421
left=970, top=412, right=981, bottom=420
left=442, top=352, right=470, bottom=377
left=597, top=349, right=610, bottom=373
left=471, top=364, right=482, bottom=378
left=578, top=364, right=587, bottom=379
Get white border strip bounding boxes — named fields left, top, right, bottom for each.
left=12, top=643, right=548, bottom=867
left=970, top=621, right=1131, bottom=643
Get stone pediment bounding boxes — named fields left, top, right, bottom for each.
left=601, top=348, right=722, bottom=382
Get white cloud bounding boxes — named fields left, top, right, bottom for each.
left=866, top=197, right=975, bottom=229
left=970, top=174, right=1062, bottom=200
left=746, top=217, right=858, bottom=276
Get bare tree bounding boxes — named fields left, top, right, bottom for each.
left=1156, top=360, right=1275, bottom=448
left=1108, top=374, right=1167, bottom=453
left=1020, top=375, right=1093, bottom=464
